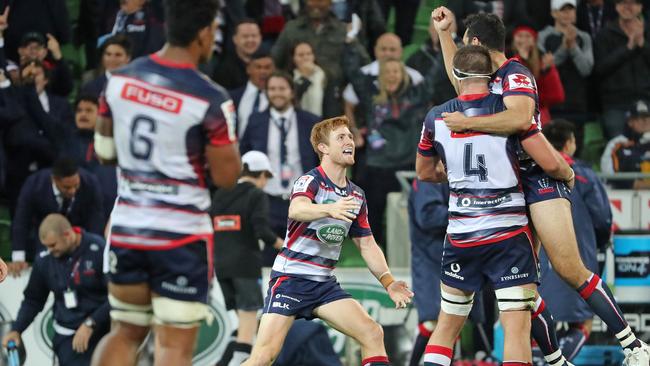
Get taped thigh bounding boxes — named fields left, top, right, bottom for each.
left=495, top=286, right=536, bottom=312
left=152, top=296, right=213, bottom=329
left=109, top=294, right=153, bottom=326
left=440, top=287, right=474, bottom=316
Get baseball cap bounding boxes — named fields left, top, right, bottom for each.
left=551, top=0, right=577, bottom=11
left=20, top=32, right=46, bottom=47
left=242, top=151, right=274, bottom=177
left=627, top=100, right=650, bottom=120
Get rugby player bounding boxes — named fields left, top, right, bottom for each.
left=242, top=116, right=414, bottom=366
left=432, top=7, right=649, bottom=365
left=90, top=0, right=241, bottom=365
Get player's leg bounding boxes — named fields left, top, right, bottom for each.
left=423, top=283, right=474, bottom=366
left=91, top=283, right=153, bottom=366
left=313, top=298, right=390, bottom=365
left=530, top=198, right=647, bottom=353
left=242, top=313, right=296, bottom=366
left=496, top=283, right=536, bottom=363
left=560, top=320, right=592, bottom=361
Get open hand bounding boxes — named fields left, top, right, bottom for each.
left=7, top=261, right=29, bottom=277
left=387, top=281, right=414, bottom=309
left=327, top=196, right=360, bottom=223
left=72, top=324, right=93, bottom=353
left=46, top=33, right=62, bottom=60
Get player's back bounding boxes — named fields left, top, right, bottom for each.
left=101, top=54, right=236, bottom=249
left=419, top=93, right=528, bottom=246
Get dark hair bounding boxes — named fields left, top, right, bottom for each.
left=453, top=45, right=492, bottom=75
left=52, top=157, right=79, bottom=178
left=100, top=34, right=132, bottom=58
left=250, top=46, right=272, bottom=62
left=234, top=18, right=260, bottom=35
left=241, top=163, right=270, bottom=178
left=288, top=41, right=315, bottom=71
left=464, top=13, right=506, bottom=52
left=267, top=70, right=295, bottom=91
left=75, top=94, right=99, bottom=108
left=543, top=119, right=576, bottom=151
left=164, top=0, right=219, bottom=47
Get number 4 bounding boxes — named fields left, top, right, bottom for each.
left=463, top=143, right=488, bottom=182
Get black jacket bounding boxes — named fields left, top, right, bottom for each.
left=406, top=41, right=457, bottom=107
left=594, top=21, right=650, bottom=108
left=211, top=181, right=277, bottom=278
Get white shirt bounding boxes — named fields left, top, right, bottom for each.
left=238, top=81, right=268, bottom=138
left=264, top=107, right=302, bottom=197
left=38, top=90, right=50, bottom=113
left=342, top=60, right=424, bottom=105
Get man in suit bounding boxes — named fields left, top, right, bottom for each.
left=81, top=34, right=132, bottom=99
left=240, top=71, right=319, bottom=263
left=229, top=48, right=274, bottom=138
left=8, top=157, right=105, bottom=276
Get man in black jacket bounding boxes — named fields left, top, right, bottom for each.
left=211, top=150, right=282, bottom=366
left=594, top=0, right=650, bottom=138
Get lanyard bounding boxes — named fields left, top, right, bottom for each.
left=69, top=258, right=81, bottom=287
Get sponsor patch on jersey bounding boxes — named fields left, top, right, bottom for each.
left=316, top=224, right=347, bottom=246
left=121, top=83, right=183, bottom=113
left=507, top=73, right=535, bottom=91
left=293, top=175, right=314, bottom=193
left=220, top=100, right=237, bottom=142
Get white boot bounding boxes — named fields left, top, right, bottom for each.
left=623, top=341, right=650, bottom=366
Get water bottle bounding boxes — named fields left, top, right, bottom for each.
left=6, top=340, right=20, bottom=366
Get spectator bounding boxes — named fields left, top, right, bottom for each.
left=342, top=40, right=437, bottom=246
left=271, top=0, right=370, bottom=118
left=601, top=100, right=650, bottom=189
left=2, top=214, right=110, bottom=366
left=212, top=19, right=262, bottom=90
left=377, top=0, right=421, bottom=45
left=539, top=0, right=594, bottom=149
left=577, top=0, right=618, bottom=39
left=243, top=0, right=285, bottom=43
left=7, top=31, right=74, bottom=97
left=594, top=0, right=650, bottom=139
left=538, top=120, right=612, bottom=363
left=343, top=33, right=423, bottom=133
left=211, top=151, right=283, bottom=366
left=239, top=72, right=319, bottom=263
left=510, top=25, right=565, bottom=125
left=9, top=158, right=104, bottom=274
left=69, top=95, right=118, bottom=220
left=81, top=34, right=132, bottom=99
left=290, top=41, right=326, bottom=117
left=109, top=0, right=165, bottom=59
left=406, top=16, right=458, bottom=107
left=2, top=0, right=70, bottom=63
left=230, top=48, right=274, bottom=137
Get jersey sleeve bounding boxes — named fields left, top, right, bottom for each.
left=519, top=119, right=541, bottom=140
left=349, top=193, right=372, bottom=238
left=418, top=110, right=438, bottom=157
left=502, top=62, right=538, bottom=100
left=290, top=174, right=319, bottom=201
left=203, top=93, right=237, bottom=147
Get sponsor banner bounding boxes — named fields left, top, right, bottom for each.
left=608, top=190, right=638, bottom=230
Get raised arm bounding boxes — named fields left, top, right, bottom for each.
left=432, top=6, right=460, bottom=93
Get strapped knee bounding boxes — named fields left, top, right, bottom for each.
left=495, top=286, right=537, bottom=312
left=440, top=288, right=474, bottom=316
left=109, top=294, right=153, bottom=326
left=152, top=297, right=213, bottom=328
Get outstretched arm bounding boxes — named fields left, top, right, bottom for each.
left=352, top=235, right=414, bottom=308
left=288, top=196, right=359, bottom=223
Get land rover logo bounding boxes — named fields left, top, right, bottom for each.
left=317, top=224, right=347, bottom=245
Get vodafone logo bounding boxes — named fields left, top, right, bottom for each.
left=122, top=83, right=182, bottom=113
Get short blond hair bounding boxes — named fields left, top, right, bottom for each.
left=310, top=116, right=351, bottom=160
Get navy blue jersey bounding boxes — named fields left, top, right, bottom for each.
left=418, top=93, right=529, bottom=246
left=100, top=54, right=237, bottom=250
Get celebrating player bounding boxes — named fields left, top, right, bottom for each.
left=432, top=7, right=649, bottom=365
left=91, top=0, right=241, bottom=365
left=242, top=116, right=413, bottom=366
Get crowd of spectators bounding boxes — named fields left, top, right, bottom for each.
left=0, top=0, right=649, bottom=262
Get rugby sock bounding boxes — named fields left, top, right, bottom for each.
left=530, top=297, right=568, bottom=366
left=577, top=274, right=642, bottom=350
left=423, top=345, right=452, bottom=366
left=502, top=362, right=532, bottom=366
left=361, top=355, right=390, bottom=365
left=409, top=322, right=434, bottom=366
left=559, top=325, right=589, bottom=361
